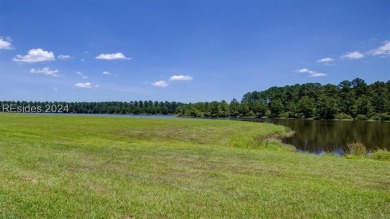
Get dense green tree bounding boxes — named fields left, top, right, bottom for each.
left=338, top=80, right=352, bottom=92
left=229, top=98, right=240, bottom=117
left=252, top=101, right=267, bottom=118
left=240, top=103, right=250, bottom=117
left=352, top=78, right=368, bottom=96
left=297, top=96, right=315, bottom=118
left=354, top=95, right=373, bottom=116
left=316, top=95, right=339, bottom=119
left=269, top=99, right=284, bottom=117
left=219, top=100, right=230, bottom=117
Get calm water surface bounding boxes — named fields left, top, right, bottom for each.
left=240, top=118, right=390, bottom=154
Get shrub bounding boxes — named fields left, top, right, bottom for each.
left=346, top=142, right=367, bottom=156
left=370, top=114, right=380, bottom=121
left=354, top=114, right=367, bottom=121
left=380, top=112, right=390, bottom=121
left=335, top=113, right=353, bottom=120
left=372, top=149, right=390, bottom=161
left=279, top=112, right=290, bottom=118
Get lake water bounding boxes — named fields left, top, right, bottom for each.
left=237, top=118, right=390, bottom=154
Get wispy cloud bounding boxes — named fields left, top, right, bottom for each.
left=13, top=48, right=55, bottom=63
left=317, top=57, right=334, bottom=63
left=0, top=37, right=12, bottom=50
left=76, top=71, right=88, bottom=79
left=74, top=82, right=92, bottom=88
left=102, top=71, right=111, bottom=75
left=30, top=67, right=60, bottom=77
left=367, top=41, right=390, bottom=56
left=57, top=54, right=72, bottom=61
left=341, top=51, right=365, bottom=60
left=169, top=75, right=193, bottom=81
left=152, top=80, right=168, bottom=88
left=96, top=52, right=131, bottom=60
left=296, top=68, right=327, bottom=77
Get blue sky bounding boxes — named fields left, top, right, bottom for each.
left=0, top=0, right=389, bottom=102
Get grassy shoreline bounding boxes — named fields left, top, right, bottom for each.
left=0, top=113, right=389, bottom=218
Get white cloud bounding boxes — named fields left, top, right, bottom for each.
left=57, top=54, right=72, bottom=60
left=317, top=57, right=334, bottom=63
left=0, top=38, right=12, bottom=50
left=296, top=68, right=327, bottom=77
left=95, top=52, right=131, bottom=60
left=102, top=71, right=111, bottom=75
left=308, top=72, right=327, bottom=77
left=152, top=80, right=168, bottom=87
left=152, top=74, right=193, bottom=87
left=169, top=75, right=193, bottom=81
left=297, top=68, right=310, bottom=73
left=341, top=51, right=365, bottom=60
left=367, top=41, right=390, bottom=56
left=30, top=67, right=60, bottom=77
left=13, top=48, right=55, bottom=63
left=74, top=82, right=92, bottom=88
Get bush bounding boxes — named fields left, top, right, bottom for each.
left=279, top=112, right=290, bottom=118
left=372, top=149, right=390, bottom=161
left=370, top=114, right=380, bottom=121
left=354, top=114, right=367, bottom=121
left=380, top=112, right=390, bottom=121
left=346, top=142, right=367, bottom=156
left=294, top=113, right=305, bottom=119
left=335, top=113, right=353, bottom=120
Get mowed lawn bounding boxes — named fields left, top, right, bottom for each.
left=0, top=114, right=389, bottom=218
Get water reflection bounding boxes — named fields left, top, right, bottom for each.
left=238, top=118, right=390, bottom=154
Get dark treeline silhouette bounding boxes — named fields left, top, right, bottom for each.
left=1, top=78, right=389, bottom=120
left=176, top=78, right=390, bottom=120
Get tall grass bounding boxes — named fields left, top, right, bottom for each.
left=371, top=149, right=390, bottom=161
left=346, top=142, right=367, bottom=157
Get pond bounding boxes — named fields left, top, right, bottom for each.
left=238, top=118, right=390, bottom=154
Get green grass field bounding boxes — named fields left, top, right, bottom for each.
left=0, top=113, right=389, bottom=218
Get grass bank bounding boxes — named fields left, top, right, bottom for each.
left=0, top=113, right=389, bottom=218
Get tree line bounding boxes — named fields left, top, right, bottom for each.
left=176, top=78, right=390, bottom=120
left=1, top=78, right=389, bottom=120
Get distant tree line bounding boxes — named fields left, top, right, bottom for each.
left=1, top=78, right=389, bottom=120
left=0, top=101, right=182, bottom=115
left=176, top=78, right=390, bottom=121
